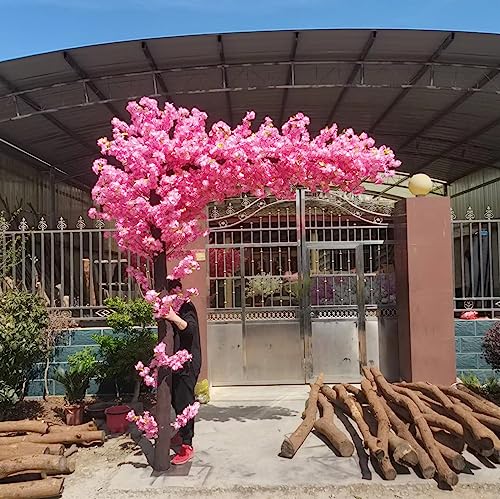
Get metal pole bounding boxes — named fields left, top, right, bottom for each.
left=356, top=245, right=367, bottom=368
left=49, top=170, right=56, bottom=228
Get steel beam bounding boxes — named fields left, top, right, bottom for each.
left=397, top=66, right=500, bottom=153
left=278, top=31, right=299, bottom=126
left=141, top=41, right=172, bottom=100
left=324, top=31, right=377, bottom=127
left=217, top=34, right=233, bottom=126
left=63, top=51, right=126, bottom=120
left=0, top=73, right=96, bottom=153
left=369, top=32, right=455, bottom=132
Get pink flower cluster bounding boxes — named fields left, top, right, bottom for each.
left=144, top=287, right=199, bottom=317
left=168, top=254, right=200, bottom=280
left=171, top=402, right=200, bottom=431
left=135, top=348, right=193, bottom=387
left=126, top=410, right=158, bottom=439
left=460, top=310, right=478, bottom=320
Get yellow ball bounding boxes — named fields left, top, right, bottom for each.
left=408, top=173, right=433, bottom=197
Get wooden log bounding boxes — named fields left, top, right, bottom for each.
left=371, top=368, right=458, bottom=487
left=314, top=394, right=354, bottom=457
left=49, top=422, right=97, bottom=433
left=402, top=382, right=497, bottom=452
left=456, top=384, right=500, bottom=412
left=432, top=430, right=465, bottom=453
left=0, top=421, right=49, bottom=435
left=0, top=443, right=65, bottom=460
left=439, top=385, right=500, bottom=420
left=360, top=379, right=395, bottom=480
left=0, top=430, right=105, bottom=446
left=333, top=385, right=384, bottom=461
left=377, top=397, right=436, bottom=478
left=0, top=477, right=64, bottom=499
left=0, top=455, right=74, bottom=479
left=280, top=374, right=323, bottom=458
left=435, top=442, right=466, bottom=472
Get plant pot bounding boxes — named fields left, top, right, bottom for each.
left=86, top=401, right=114, bottom=420
left=105, top=405, right=131, bottom=434
left=65, top=404, right=85, bottom=426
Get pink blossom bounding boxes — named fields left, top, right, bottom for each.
left=460, top=310, right=478, bottom=320
left=172, top=402, right=200, bottom=430
left=126, top=410, right=158, bottom=439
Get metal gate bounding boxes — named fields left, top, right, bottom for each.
left=207, top=190, right=399, bottom=385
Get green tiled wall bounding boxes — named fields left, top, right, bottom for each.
left=27, top=327, right=118, bottom=397
left=455, top=320, right=498, bottom=382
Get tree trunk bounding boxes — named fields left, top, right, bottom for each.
left=0, top=477, right=64, bottom=499
left=0, top=430, right=105, bottom=446
left=377, top=397, right=435, bottom=478
left=360, top=379, right=396, bottom=480
left=371, top=368, right=458, bottom=487
left=0, top=421, right=49, bottom=435
left=313, top=393, right=354, bottom=457
left=332, top=385, right=384, bottom=461
left=132, top=378, right=141, bottom=404
left=0, top=455, right=74, bottom=479
left=280, top=374, right=323, bottom=458
left=0, top=443, right=65, bottom=460
left=49, top=423, right=97, bottom=433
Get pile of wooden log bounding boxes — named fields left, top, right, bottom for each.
left=0, top=420, right=105, bottom=499
left=281, top=368, right=500, bottom=488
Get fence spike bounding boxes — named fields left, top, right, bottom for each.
left=465, top=206, right=475, bottom=220
left=18, top=217, right=29, bottom=231
left=484, top=206, right=494, bottom=220
left=76, top=216, right=86, bottom=229
left=450, top=207, right=456, bottom=220
left=95, top=219, right=105, bottom=229
left=57, top=217, right=67, bottom=230
left=38, top=217, right=48, bottom=231
left=0, top=214, right=9, bottom=232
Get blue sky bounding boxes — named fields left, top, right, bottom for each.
left=0, top=0, right=499, bottom=61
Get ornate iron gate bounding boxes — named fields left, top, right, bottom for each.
left=207, top=190, right=398, bottom=385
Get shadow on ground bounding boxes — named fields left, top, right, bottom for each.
left=197, top=404, right=297, bottom=422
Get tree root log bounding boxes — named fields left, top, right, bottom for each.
left=333, top=385, right=384, bottom=461
left=371, top=368, right=458, bottom=487
left=280, top=374, right=324, bottom=458
left=0, top=477, right=64, bottom=499
left=314, top=394, right=354, bottom=457
left=360, top=379, right=396, bottom=480
left=377, top=397, right=436, bottom=478
left=49, top=422, right=97, bottom=433
left=441, top=385, right=500, bottom=420
left=0, top=430, right=105, bottom=446
left=0, top=421, right=49, bottom=435
left=0, top=455, right=74, bottom=479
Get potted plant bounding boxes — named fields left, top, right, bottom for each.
left=54, top=348, right=97, bottom=425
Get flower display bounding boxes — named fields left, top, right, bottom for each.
left=91, top=98, right=399, bottom=443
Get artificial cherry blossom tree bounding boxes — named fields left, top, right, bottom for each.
left=90, top=97, right=400, bottom=470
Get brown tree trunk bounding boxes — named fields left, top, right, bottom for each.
left=371, top=368, right=458, bottom=487
left=0, top=443, right=64, bottom=460
left=314, top=394, right=354, bottom=457
left=377, top=396, right=436, bottom=478
left=49, top=423, right=97, bottom=433
left=0, top=455, right=74, bottom=479
left=280, top=374, right=324, bottom=458
left=0, top=421, right=49, bottom=435
left=360, top=379, right=395, bottom=480
left=445, top=385, right=500, bottom=419
left=388, top=433, right=418, bottom=467
left=332, top=385, right=384, bottom=461
left=0, top=430, right=105, bottom=446
left=0, top=477, right=64, bottom=499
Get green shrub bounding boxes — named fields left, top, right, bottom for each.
left=53, top=348, right=97, bottom=405
left=0, top=291, right=48, bottom=415
left=93, top=297, right=156, bottom=401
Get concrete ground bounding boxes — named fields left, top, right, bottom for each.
left=62, top=386, right=500, bottom=499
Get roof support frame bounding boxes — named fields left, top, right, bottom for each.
left=217, top=34, right=234, bottom=127
left=141, top=41, right=172, bottom=101
left=368, top=32, right=455, bottom=132
left=324, top=30, right=377, bottom=128
left=0, top=73, right=96, bottom=154
left=278, top=31, right=300, bottom=126
left=63, top=51, right=126, bottom=121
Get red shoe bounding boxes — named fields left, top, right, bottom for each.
left=171, top=444, right=194, bottom=465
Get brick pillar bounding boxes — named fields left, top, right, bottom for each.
left=394, top=196, right=456, bottom=384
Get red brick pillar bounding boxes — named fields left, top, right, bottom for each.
left=394, top=196, right=456, bottom=384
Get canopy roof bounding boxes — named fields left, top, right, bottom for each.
left=1, top=28, right=500, bottom=196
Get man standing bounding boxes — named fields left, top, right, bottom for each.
left=165, top=279, right=201, bottom=465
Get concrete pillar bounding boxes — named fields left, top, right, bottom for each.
left=394, top=196, right=456, bottom=384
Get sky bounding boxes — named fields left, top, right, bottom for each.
left=0, top=0, right=500, bottom=61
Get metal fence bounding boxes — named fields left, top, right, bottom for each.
left=0, top=215, right=150, bottom=322
left=452, top=206, right=500, bottom=318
